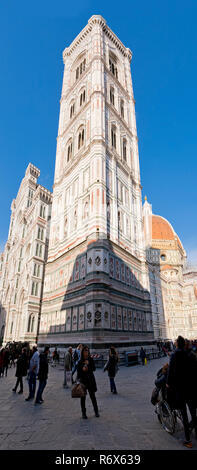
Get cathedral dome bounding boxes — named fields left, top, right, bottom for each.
left=152, top=215, right=183, bottom=250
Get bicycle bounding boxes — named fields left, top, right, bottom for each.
left=155, top=390, right=183, bottom=434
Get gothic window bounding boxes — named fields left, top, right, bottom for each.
left=111, top=125, right=116, bottom=149
left=33, top=263, right=37, bottom=276
left=37, top=227, right=44, bottom=240
left=120, top=99, right=124, bottom=119
left=118, top=210, right=123, bottom=233
left=74, top=210, right=77, bottom=230
left=76, top=58, right=86, bottom=81
left=64, top=217, right=68, bottom=238
left=10, top=321, right=13, bottom=334
left=110, top=86, right=114, bottom=106
left=40, top=205, right=46, bottom=219
left=80, top=89, right=86, bottom=106
left=67, top=139, right=73, bottom=162
left=122, top=138, right=127, bottom=161
left=107, top=201, right=110, bottom=223
left=78, top=127, right=85, bottom=150
left=36, top=243, right=39, bottom=256
left=84, top=200, right=89, bottom=219
left=70, top=103, right=75, bottom=119
left=109, top=56, right=118, bottom=79
left=31, top=282, right=35, bottom=295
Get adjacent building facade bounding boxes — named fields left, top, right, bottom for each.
left=143, top=197, right=197, bottom=341
left=0, top=164, right=52, bottom=345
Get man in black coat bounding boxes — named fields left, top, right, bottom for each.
left=12, top=348, right=28, bottom=394
left=166, top=335, right=197, bottom=448
left=35, top=346, right=50, bottom=404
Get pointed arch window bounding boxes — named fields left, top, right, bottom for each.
left=120, top=99, right=124, bottom=119
left=80, top=89, right=86, bottom=107
left=111, top=125, right=116, bottom=149
left=109, top=57, right=118, bottom=79
left=110, top=86, right=115, bottom=106
left=67, top=139, right=73, bottom=162
left=122, top=138, right=127, bottom=161
left=70, top=102, right=75, bottom=119
left=76, top=58, right=86, bottom=81
left=78, top=127, right=85, bottom=150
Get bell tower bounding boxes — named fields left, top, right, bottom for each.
left=38, top=16, right=154, bottom=350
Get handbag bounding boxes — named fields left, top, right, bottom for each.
left=144, top=357, right=147, bottom=365
left=71, top=382, right=87, bottom=398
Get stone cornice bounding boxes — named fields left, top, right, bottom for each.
left=63, top=15, right=132, bottom=63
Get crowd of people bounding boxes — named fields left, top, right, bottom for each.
left=1, top=337, right=197, bottom=448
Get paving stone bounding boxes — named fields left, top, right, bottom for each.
left=0, top=358, right=196, bottom=450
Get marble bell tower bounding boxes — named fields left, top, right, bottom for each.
left=38, top=15, right=154, bottom=350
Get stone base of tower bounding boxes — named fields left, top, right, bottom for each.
left=38, top=239, right=154, bottom=352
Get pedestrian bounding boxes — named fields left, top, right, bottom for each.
left=140, top=347, right=147, bottom=366
left=104, top=346, right=119, bottom=394
left=72, top=344, right=83, bottom=381
left=63, top=347, right=73, bottom=388
left=25, top=345, right=40, bottom=401
left=12, top=348, right=28, bottom=394
left=77, top=345, right=99, bottom=419
left=3, top=348, right=10, bottom=377
left=0, top=349, right=5, bottom=377
left=166, top=335, right=197, bottom=448
left=35, top=346, right=50, bottom=404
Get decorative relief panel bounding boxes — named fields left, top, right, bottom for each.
left=86, top=303, right=93, bottom=329
left=66, top=308, right=71, bottom=332
left=123, top=308, right=128, bottom=330
left=117, top=307, right=122, bottom=330
left=79, top=305, right=85, bottom=330
left=111, top=305, right=116, bottom=330
left=72, top=307, right=78, bottom=331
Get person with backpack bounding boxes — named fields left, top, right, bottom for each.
left=104, top=346, right=119, bottom=394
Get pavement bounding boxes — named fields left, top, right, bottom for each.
left=0, top=357, right=196, bottom=451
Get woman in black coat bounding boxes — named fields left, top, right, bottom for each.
left=104, top=346, right=119, bottom=394
left=12, top=348, right=28, bottom=394
left=77, top=346, right=99, bottom=419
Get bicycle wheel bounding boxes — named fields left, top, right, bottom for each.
left=158, top=400, right=176, bottom=434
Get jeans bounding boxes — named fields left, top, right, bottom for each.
left=110, top=377, right=117, bottom=393
left=81, top=389, right=98, bottom=416
left=28, top=371, right=37, bottom=398
left=14, top=376, right=23, bottom=392
left=36, top=380, right=47, bottom=402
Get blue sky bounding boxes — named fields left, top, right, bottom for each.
left=0, top=0, right=196, bottom=263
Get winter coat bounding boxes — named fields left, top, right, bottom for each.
left=77, top=357, right=97, bottom=392
left=105, top=355, right=118, bottom=378
left=15, top=353, right=28, bottom=378
left=38, top=353, right=49, bottom=381
left=64, top=351, right=72, bottom=371
left=167, top=348, right=197, bottom=408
